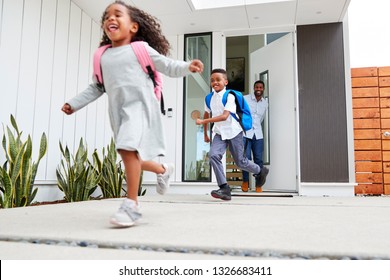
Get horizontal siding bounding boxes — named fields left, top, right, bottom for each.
left=380, top=66, right=390, bottom=195
left=352, top=66, right=390, bottom=195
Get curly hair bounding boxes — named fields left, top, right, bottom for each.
left=99, top=1, right=170, bottom=55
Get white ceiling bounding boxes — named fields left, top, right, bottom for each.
left=72, top=0, right=350, bottom=36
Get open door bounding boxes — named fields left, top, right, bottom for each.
left=249, top=32, right=297, bottom=192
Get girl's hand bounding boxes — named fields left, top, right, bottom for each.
left=189, top=59, right=204, bottom=73
left=61, top=103, right=74, bottom=115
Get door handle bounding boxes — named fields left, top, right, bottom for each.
left=384, top=131, right=390, bottom=137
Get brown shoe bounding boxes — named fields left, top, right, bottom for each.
left=241, top=181, right=249, bottom=192
left=256, top=187, right=262, bottom=193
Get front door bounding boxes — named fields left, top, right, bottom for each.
left=249, top=32, right=297, bottom=192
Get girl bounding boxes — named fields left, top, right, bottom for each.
left=62, top=1, right=203, bottom=227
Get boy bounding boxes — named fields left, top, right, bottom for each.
left=196, top=68, right=269, bottom=200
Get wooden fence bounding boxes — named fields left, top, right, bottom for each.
left=352, top=66, right=390, bottom=195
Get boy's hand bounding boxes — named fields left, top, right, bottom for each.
left=189, top=59, right=204, bottom=73
left=61, top=103, right=74, bottom=115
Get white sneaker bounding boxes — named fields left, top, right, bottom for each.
left=156, top=163, right=174, bottom=195
left=110, top=199, right=142, bottom=227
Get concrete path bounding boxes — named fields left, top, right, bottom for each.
left=1, top=194, right=390, bottom=260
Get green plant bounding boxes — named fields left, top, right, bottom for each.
left=138, top=171, right=146, bottom=196
left=93, top=138, right=146, bottom=197
left=92, top=138, right=126, bottom=198
left=0, top=115, right=47, bottom=208
left=56, top=138, right=101, bottom=202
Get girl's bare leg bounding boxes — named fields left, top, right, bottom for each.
left=118, top=150, right=141, bottom=202
left=141, top=160, right=174, bottom=195
left=141, top=161, right=165, bottom=174
left=109, top=150, right=143, bottom=227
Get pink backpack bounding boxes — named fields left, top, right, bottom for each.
left=93, top=41, right=165, bottom=114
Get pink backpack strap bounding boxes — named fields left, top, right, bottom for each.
left=131, top=41, right=154, bottom=71
left=131, top=41, right=163, bottom=101
left=93, top=44, right=111, bottom=88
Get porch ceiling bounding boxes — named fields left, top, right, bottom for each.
left=72, top=0, right=350, bottom=36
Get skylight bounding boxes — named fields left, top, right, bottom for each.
left=189, top=0, right=294, bottom=10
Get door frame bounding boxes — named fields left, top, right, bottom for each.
left=226, top=31, right=300, bottom=193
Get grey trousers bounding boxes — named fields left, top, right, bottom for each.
left=209, top=132, right=261, bottom=186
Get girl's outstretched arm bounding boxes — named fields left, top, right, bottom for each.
left=61, top=103, right=74, bottom=115
left=189, top=59, right=204, bottom=73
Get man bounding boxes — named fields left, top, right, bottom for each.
left=242, top=80, right=269, bottom=192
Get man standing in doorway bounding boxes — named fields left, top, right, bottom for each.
left=242, top=80, right=269, bottom=192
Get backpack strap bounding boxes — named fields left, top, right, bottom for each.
left=222, top=90, right=240, bottom=123
left=225, top=90, right=250, bottom=137
left=205, top=92, right=213, bottom=110
left=204, top=92, right=214, bottom=130
left=131, top=41, right=165, bottom=115
left=205, top=90, right=238, bottom=122
left=93, top=44, right=111, bottom=91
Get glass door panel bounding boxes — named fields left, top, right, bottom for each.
left=183, top=33, right=212, bottom=181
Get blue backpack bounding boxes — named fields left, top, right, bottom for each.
left=205, top=89, right=253, bottom=132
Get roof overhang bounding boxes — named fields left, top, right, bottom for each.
left=72, top=0, right=350, bottom=36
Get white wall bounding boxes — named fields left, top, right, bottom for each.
left=348, top=0, right=390, bottom=67
left=0, top=0, right=188, bottom=197
left=0, top=0, right=109, bottom=184
left=143, top=35, right=185, bottom=184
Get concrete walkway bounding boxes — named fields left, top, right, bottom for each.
left=1, top=193, right=390, bottom=260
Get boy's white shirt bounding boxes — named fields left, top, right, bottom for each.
left=204, top=87, right=243, bottom=140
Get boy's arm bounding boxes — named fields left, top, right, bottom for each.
left=202, top=111, right=210, bottom=143
left=196, top=110, right=230, bottom=125
left=197, top=93, right=235, bottom=125
left=196, top=110, right=230, bottom=143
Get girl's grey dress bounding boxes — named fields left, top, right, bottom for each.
left=67, top=43, right=191, bottom=160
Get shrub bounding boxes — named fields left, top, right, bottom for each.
left=92, top=138, right=126, bottom=198
left=0, top=115, right=47, bottom=208
left=92, top=138, right=146, bottom=197
left=56, top=138, right=101, bottom=202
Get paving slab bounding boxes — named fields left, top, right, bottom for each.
left=1, top=194, right=390, bottom=260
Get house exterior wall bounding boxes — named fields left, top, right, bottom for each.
left=297, top=22, right=355, bottom=196
left=0, top=0, right=185, bottom=201
left=0, top=0, right=108, bottom=186
left=0, top=0, right=355, bottom=200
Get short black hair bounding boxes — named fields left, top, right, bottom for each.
left=211, top=68, right=227, bottom=79
left=254, top=80, right=265, bottom=88
left=211, top=68, right=227, bottom=75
